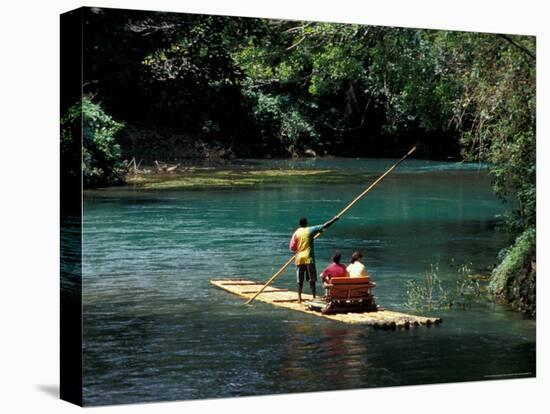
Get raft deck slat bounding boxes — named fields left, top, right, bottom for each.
left=211, top=278, right=442, bottom=329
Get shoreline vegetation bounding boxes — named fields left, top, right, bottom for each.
left=124, top=166, right=334, bottom=189
left=116, top=155, right=482, bottom=190
left=64, top=8, right=535, bottom=317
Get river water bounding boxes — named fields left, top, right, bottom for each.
left=81, top=158, right=536, bottom=406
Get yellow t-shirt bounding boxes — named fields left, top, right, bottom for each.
left=289, top=225, right=324, bottom=265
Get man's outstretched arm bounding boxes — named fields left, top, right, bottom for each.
left=322, top=216, right=339, bottom=229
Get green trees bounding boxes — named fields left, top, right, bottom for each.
left=83, top=9, right=261, bottom=157
left=248, top=24, right=535, bottom=313
left=435, top=33, right=536, bottom=314
left=233, top=23, right=464, bottom=156
left=61, top=97, right=124, bottom=188
left=442, top=33, right=536, bottom=227
left=80, top=8, right=535, bottom=166
left=69, top=8, right=535, bottom=314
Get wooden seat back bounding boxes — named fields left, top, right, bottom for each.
left=325, top=277, right=375, bottom=301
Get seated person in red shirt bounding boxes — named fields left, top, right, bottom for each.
left=321, top=251, right=349, bottom=286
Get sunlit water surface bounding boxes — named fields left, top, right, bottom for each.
left=81, top=158, right=535, bottom=405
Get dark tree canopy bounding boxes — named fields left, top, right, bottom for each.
left=63, top=7, right=536, bottom=313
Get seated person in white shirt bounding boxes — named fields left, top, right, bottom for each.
left=346, top=251, right=369, bottom=278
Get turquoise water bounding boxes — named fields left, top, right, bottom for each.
left=82, top=158, right=535, bottom=406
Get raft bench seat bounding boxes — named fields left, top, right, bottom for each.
left=325, top=277, right=376, bottom=301
left=307, top=277, right=378, bottom=314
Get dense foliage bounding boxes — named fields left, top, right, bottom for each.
left=437, top=33, right=536, bottom=314
left=490, top=227, right=536, bottom=315
left=61, top=97, right=124, bottom=188
left=62, top=8, right=536, bottom=313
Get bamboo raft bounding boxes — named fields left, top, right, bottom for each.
left=211, top=278, right=442, bottom=329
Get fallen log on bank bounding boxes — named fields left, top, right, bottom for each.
left=155, top=160, right=181, bottom=172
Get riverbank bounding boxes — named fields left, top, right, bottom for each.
left=116, top=156, right=476, bottom=190
left=490, top=227, right=536, bottom=318
left=125, top=168, right=333, bottom=189
left=117, top=123, right=463, bottom=166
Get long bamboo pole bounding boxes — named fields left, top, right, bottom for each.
left=244, top=146, right=417, bottom=305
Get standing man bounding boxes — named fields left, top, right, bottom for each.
left=289, top=216, right=339, bottom=303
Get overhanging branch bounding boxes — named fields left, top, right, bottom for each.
left=498, top=34, right=536, bottom=61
